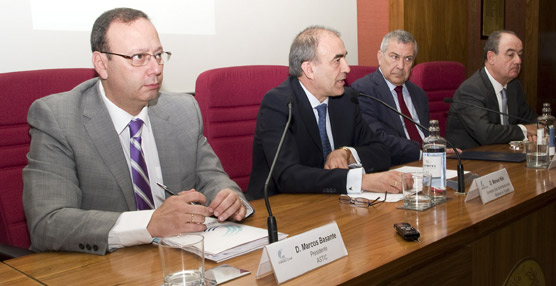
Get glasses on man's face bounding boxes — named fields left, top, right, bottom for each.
left=101, top=51, right=172, bottom=66
left=339, top=193, right=387, bottom=208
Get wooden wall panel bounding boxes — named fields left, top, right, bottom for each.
left=387, top=0, right=468, bottom=66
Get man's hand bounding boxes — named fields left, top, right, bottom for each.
left=525, top=124, right=538, bottom=142
left=208, top=188, right=246, bottom=222
left=147, top=190, right=210, bottom=238
left=324, top=149, right=350, bottom=169
left=446, top=147, right=462, bottom=155
left=361, top=171, right=408, bottom=194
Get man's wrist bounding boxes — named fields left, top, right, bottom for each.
left=341, top=146, right=352, bottom=163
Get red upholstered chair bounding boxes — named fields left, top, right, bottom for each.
left=410, top=61, right=466, bottom=136
left=0, top=68, right=97, bottom=259
left=345, top=65, right=377, bottom=87
left=195, top=65, right=289, bottom=191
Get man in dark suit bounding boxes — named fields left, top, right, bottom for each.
left=446, top=30, right=537, bottom=149
left=351, top=30, right=429, bottom=165
left=246, top=26, right=405, bottom=201
left=23, top=8, right=251, bottom=254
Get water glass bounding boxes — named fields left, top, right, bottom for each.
left=401, top=172, right=432, bottom=211
left=159, top=234, right=205, bottom=286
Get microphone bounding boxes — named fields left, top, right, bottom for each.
left=357, top=92, right=465, bottom=194
left=263, top=99, right=293, bottom=244
left=443, top=97, right=534, bottom=123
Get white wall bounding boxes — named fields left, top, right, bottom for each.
left=0, top=0, right=358, bottom=93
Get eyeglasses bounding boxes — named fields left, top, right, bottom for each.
left=339, top=193, right=387, bottom=207
left=101, top=51, right=172, bottom=66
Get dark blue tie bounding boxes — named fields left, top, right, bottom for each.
left=316, top=103, right=332, bottom=162
left=129, top=119, right=154, bottom=210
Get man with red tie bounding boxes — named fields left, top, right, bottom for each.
left=351, top=30, right=429, bottom=165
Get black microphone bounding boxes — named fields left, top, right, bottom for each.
left=263, top=99, right=293, bottom=244
left=357, top=92, right=465, bottom=194
left=443, top=97, right=534, bottom=123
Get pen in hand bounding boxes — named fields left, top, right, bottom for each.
left=156, top=182, right=200, bottom=205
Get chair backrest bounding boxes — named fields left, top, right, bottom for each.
left=0, top=68, right=97, bottom=249
left=345, top=65, right=378, bottom=87
left=410, top=61, right=466, bottom=136
left=195, top=65, right=289, bottom=191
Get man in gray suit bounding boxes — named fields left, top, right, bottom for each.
left=446, top=30, right=537, bottom=149
left=23, top=8, right=252, bottom=255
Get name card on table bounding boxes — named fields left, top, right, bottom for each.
left=465, top=168, right=514, bottom=204
left=548, top=156, right=556, bottom=169
left=256, top=221, right=347, bottom=284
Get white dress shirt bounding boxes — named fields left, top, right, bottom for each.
left=484, top=68, right=528, bottom=138
left=299, top=82, right=364, bottom=194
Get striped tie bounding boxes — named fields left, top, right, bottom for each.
left=129, top=119, right=154, bottom=210
left=500, top=88, right=509, bottom=125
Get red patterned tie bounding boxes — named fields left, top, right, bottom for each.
left=395, top=86, right=422, bottom=145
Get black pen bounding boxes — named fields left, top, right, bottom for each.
left=156, top=182, right=200, bottom=205
left=156, top=182, right=177, bottom=196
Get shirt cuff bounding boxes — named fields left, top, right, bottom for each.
left=108, top=210, right=155, bottom=251
left=346, top=167, right=364, bottom=194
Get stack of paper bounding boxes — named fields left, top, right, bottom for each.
left=160, top=217, right=288, bottom=263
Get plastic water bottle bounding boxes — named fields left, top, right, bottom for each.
left=422, top=120, right=446, bottom=204
left=537, top=103, right=555, bottom=158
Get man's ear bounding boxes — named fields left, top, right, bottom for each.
left=301, top=61, right=314, bottom=80
left=377, top=50, right=383, bottom=66
left=486, top=50, right=496, bottom=66
left=92, top=51, right=108, bottom=79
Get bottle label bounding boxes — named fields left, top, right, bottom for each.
left=423, top=152, right=446, bottom=190
left=550, top=126, right=555, bottom=156
left=423, top=155, right=442, bottom=177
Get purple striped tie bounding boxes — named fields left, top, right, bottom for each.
left=129, top=119, right=154, bottom=210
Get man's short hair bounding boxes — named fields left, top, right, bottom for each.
left=379, top=30, right=418, bottom=56
left=288, top=26, right=341, bottom=77
left=483, top=30, right=518, bottom=60
left=90, top=8, right=149, bottom=53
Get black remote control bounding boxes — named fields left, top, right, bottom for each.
left=394, top=223, right=420, bottom=241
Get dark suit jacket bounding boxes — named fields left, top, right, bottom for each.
left=23, top=78, right=245, bottom=254
left=445, top=67, right=537, bottom=149
left=351, top=70, right=429, bottom=165
left=246, top=76, right=391, bottom=201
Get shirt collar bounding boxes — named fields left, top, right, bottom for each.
left=484, top=67, right=506, bottom=94
left=98, top=81, right=150, bottom=135
left=299, top=81, right=329, bottom=109
left=378, top=67, right=405, bottom=92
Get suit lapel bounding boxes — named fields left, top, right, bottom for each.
left=81, top=81, right=136, bottom=210
left=149, top=103, right=180, bottom=198
left=292, top=79, right=323, bottom=151
left=373, top=72, right=406, bottom=136
left=479, top=68, right=502, bottom=124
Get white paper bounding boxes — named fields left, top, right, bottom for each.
left=161, top=217, right=287, bottom=263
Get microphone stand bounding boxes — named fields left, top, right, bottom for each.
left=358, top=93, right=465, bottom=194
left=443, top=97, right=534, bottom=124
left=263, top=101, right=293, bottom=243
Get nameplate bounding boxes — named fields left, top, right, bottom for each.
left=256, top=221, right=347, bottom=284
left=548, top=156, right=556, bottom=170
left=465, top=168, right=514, bottom=204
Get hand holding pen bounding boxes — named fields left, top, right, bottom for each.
left=146, top=183, right=210, bottom=238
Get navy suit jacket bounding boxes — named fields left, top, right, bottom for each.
left=246, top=76, right=391, bottom=201
left=445, top=67, right=538, bottom=149
left=351, top=70, right=429, bottom=165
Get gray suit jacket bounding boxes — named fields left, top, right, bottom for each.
left=23, top=78, right=246, bottom=254
left=445, top=67, right=537, bottom=149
